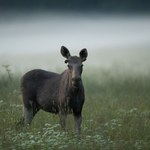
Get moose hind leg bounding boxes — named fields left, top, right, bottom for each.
left=23, top=105, right=34, bottom=125
left=23, top=99, right=40, bottom=125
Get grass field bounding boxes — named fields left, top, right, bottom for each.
left=0, top=64, right=150, bottom=150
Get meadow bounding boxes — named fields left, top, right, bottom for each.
left=0, top=11, right=150, bottom=149
left=0, top=63, right=150, bottom=150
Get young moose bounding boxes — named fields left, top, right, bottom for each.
left=21, top=46, right=88, bottom=133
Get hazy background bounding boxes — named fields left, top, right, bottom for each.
left=0, top=0, right=150, bottom=74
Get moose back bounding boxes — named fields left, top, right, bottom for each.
left=21, top=46, right=88, bottom=133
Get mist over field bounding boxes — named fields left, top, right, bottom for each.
left=0, top=12, right=150, bottom=74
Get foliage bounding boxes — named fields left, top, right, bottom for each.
left=0, top=67, right=150, bottom=150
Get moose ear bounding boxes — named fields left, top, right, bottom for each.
left=60, top=46, right=71, bottom=59
left=79, top=48, right=88, bottom=62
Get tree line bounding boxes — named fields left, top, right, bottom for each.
left=0, top=0, right=150, bottom=12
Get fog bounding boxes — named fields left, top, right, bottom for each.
left=0, top=12, right=150, bottom=73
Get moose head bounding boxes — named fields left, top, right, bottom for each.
left=61, top=46, right=88, bottom=87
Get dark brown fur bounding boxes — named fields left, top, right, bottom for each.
left=21, top=46, right=88, bottom=133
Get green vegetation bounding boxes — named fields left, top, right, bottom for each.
left=0, top=66, right=150, bottom=150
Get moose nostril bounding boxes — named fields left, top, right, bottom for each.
left=72, top=77, right=81, bottom=82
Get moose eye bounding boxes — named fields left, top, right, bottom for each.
left=67, top=65, right=72, bottom=70
left=80, top=64, right=83, bottom=69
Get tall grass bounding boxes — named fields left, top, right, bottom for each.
left=0, top=66, right=150, bottom=150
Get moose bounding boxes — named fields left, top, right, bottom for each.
left=21, top=46, right=88, bottom=133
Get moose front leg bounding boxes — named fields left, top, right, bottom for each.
left=73, top=112, right=82, bottom=134
left=59, top=112, right=67, bottom=130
